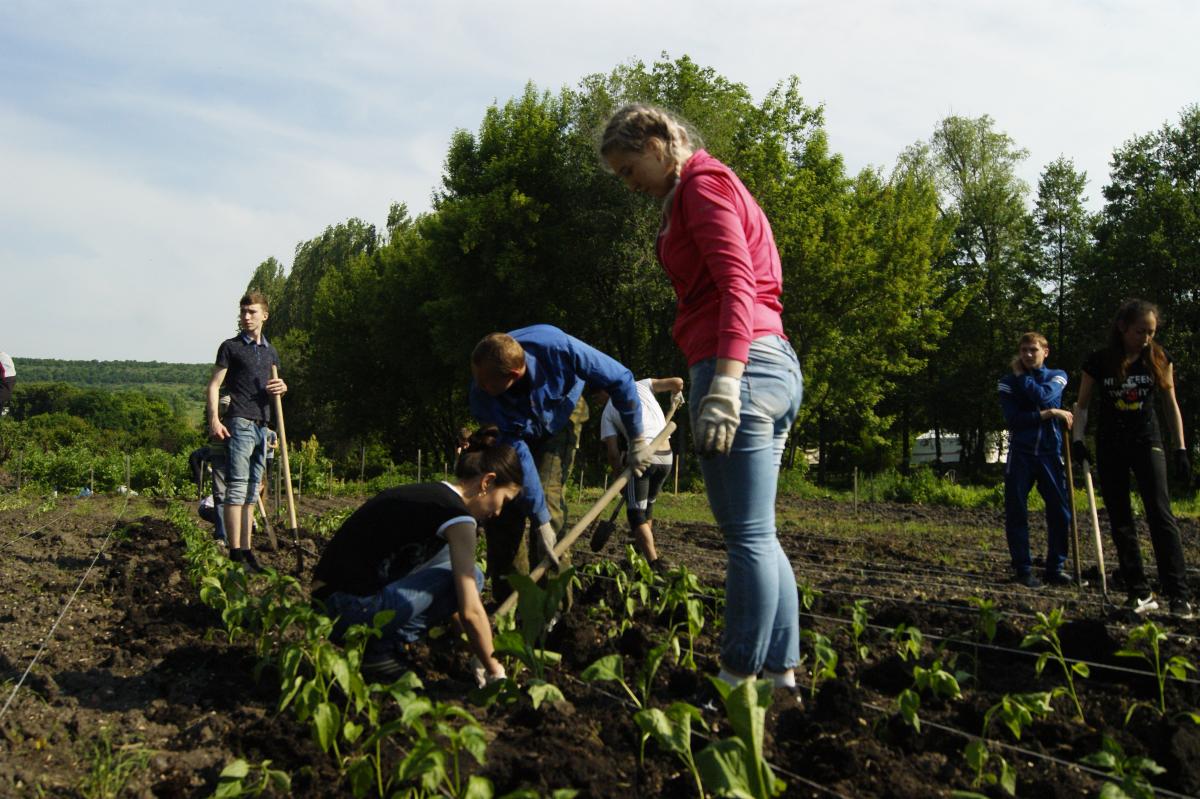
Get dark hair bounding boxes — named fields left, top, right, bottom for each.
left=1106, top=298, right=1171, bottom=389
left=455, top=430, right=523, bottom=488
left=240, top=291, right=270, bottom=313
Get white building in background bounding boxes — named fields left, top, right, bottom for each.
left=909, top=431, right=1006, bottom=466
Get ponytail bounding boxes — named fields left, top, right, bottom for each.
left=455, top=427, right=523, bottom=488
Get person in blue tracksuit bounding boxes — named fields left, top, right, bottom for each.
left=998, top=331, right=1075, bottom=587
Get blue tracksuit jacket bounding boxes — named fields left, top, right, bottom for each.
left=469, top=325, right=642, bottom=526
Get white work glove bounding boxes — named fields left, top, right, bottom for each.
left=471, top=657, right=506, bottom=688
left=536, top=521, right=561, bottom=568
left=671, top=391, right=686, bottom=409
left=628, top=437, right=655, bottom=477
left=696, top=375, right=741, bottom=456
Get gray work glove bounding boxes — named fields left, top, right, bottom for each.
left=696, top=375, right=741, bottom=456
left=536, top=521, right=561, bottom=568
left=628, top=437, right=655, bottom=477
left=471, top=657, right=506, bottom=689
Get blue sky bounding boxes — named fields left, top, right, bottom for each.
left=2, top=1, right=1197, bottom=363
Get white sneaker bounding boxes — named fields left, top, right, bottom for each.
left=1125, top=594, right=1159, bottom=615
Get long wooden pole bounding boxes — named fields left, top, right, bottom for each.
left=1062, top=434, right=1083, bottom=588
left=1081, top=462, right=1108, bottom=600
left=271, top=365, right=301, bottom=573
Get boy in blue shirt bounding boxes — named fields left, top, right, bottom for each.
left=469, top=325, right=652, bottom=597
left=206, top=292, right=287, bottom=573
left=998, top=332, right=1075, bottom=587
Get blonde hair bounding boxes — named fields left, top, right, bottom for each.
left=600, top=103, right=700, bottom=172
left=472, top=333, right=525, bottom=375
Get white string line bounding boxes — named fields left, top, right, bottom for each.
left=570, top=567, right=1200, bottom=686
left=0, top=496, right=130, bottom=721
left=0, top=508, right=75, bottom=553
left=859, top=701, right=1195, bottom=799
left=803, top=611, right=1200, bottom=687
left=556, top=670, right=853, bottom=799
left=635, top=543, right=1198, bottom=645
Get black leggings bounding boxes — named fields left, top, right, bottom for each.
left=1097, top=441, right=1190, bottom=599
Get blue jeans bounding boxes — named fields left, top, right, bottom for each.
left=225, top=417, right=268, bottom=506
left=1003, top=450, right=1071, bottom=576
left=689, top=335, right=803, bottom=675
left=321, top=546, right=485, bottom=653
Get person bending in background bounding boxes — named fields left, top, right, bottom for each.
left=311, top=441, right=523, bottom=683
left=0, top=351, right=16, bottom=415
left=469, top=326, right=652, bottom=601
left=593, top=376, right=684, bottom=572
left=998, top=331, right=1075, bottom=588
left=600, top=104, right=803, bottom=694
left=1072, top=298, right=1195, bottom=619
left=206, top=292, right=286, bottom=574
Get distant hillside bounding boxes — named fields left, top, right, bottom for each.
left=15, top=358, right=210, bottom=387
left=14, top=358, right=210, bottom=426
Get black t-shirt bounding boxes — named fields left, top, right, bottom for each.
left=1082, top=348, right=1172, bottom=445
left=312, top=483, right=476, bottom=598
left=215, top=334, right=281, bottom=423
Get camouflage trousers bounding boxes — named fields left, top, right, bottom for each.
left=485, top=396, right=589, bottom=603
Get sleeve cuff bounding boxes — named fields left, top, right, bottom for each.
left=716, top=338, right=751, bottom=364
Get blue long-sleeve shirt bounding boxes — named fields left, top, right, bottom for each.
left=469, top=325, right=643, bottom=525
left=997, top=367, right=1068, bottom=456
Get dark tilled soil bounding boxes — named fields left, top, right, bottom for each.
left=2, top=492, right=1200, bottom=797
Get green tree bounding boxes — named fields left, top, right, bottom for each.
left=1031, top=157, right=1092, bottom=356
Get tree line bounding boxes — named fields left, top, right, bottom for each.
left=237, top=55, right=1198, bottom=482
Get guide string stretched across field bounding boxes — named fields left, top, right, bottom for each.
left=0, top=508, right=75, bottom=553
left=0, top=494, right=131, bottom=722
left=857, top=701, right=1197, bottom=799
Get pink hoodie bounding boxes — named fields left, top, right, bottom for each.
left=656, top=150, right=786, bottom=366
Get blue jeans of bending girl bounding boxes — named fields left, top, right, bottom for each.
left=689, top=335, right=803, bottom=676
left=321, top=546, right=485, bottom=655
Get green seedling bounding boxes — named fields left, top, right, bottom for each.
left=1080, top=735, right=1165, bottom=799
left=491, top=568, right=573, bottom=708
left=956, top=739, right=1016, bottom=797
left=394, top=700, right=491, bottom=799
left=654, top=565, right=706, bottom=670
left=912, top=659, right=965, bottom=701
left=635, top=702, right=705, bottom=799
left=796, top=580, right=822, bottom=613
left=800, top=629, right=837, bottom=698
left=845, top=599, right=871, bottom=661
left=983, top=692, right=1054, bottom=741
left=896, top=688, right=921, bottom=732
left=1115, top=620, right=1198, bottom=719
left=212, top=758, right=291, bottom=798
left=584, top=626, right=677, bottom=709
left=696, top=678, right=786, bottom=799
left=891, top=624, right=924, bottom=662
left=77, top=730, right=151, bottom=799
left=968, top=597, right=999, bottom=644
left=1020, top=608, right=1087, bottom=720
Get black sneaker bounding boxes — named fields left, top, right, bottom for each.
left=1014, top=572, right=1042, bottom=589
left=243, top=550, right=264, bottom=573
left=1124, top=594, right=1159, bottom=615
left=649, top=556, right=673, bottom=575
left=1169, top=597, right=1197, bottom=620
left=1044, top=572, right=1086, bottom=587
left=361, top=650, right=410, bottom=682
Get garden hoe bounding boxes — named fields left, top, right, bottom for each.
left=271, top=365, right=302, bottom=575
left=256, top=493, right=278, bottom=552
left=588, top=494, right=626, bottom=552
left=495, top=392, right=685, bottom=620
left=493, top=419, right=677, bottom=620
left=1079, top=455, right=1109, bottom=602
left=1062, top=434, right=1083, bottom=589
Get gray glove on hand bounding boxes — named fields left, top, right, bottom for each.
left=536, top=521, right=561, bottom=568
left=628, top=437, right=655, bottom=477
left=471, top=657, right=506, bottom=689
left=697, top=375, right=741, bottom=456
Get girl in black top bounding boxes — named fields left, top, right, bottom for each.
left=1072, top=299, right=1194, bottom=618
left=312, top=440, right=523, bottom=682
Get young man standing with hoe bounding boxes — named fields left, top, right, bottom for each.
left=206, top=292, right=286, bottom=573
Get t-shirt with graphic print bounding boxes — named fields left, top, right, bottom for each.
left=312, top=482, right=475, bottom=598
left=1082, top=348, right=1173, bottom=446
